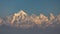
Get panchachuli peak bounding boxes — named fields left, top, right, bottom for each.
left=19, top=10, right=27, bottom=15
left=11, top=10, right=28, bottom=25
left=14, top=10, right=27, bottom=16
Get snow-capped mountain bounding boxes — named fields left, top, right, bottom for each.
left=4, top=10, right=36, bottom=28
left=0, top=10, right=60, bottom=29
left=11, top=10, right=28, bottom=25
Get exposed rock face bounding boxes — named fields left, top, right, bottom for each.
left=0, top=18, right=3, bottom=25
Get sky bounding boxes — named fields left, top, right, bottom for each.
left=0, top=0, right=60, bottom=17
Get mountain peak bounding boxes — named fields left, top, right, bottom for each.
left=14, top=10, right=27, bottom=17
left=10, top=10, right=28, bottom=25
left=17, top=10, right=27, bottom=16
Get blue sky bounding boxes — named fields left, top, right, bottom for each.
left=0, top=0, right=60, bottom=17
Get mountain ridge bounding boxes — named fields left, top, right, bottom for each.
left=0, top=10, right=60, bottom=29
